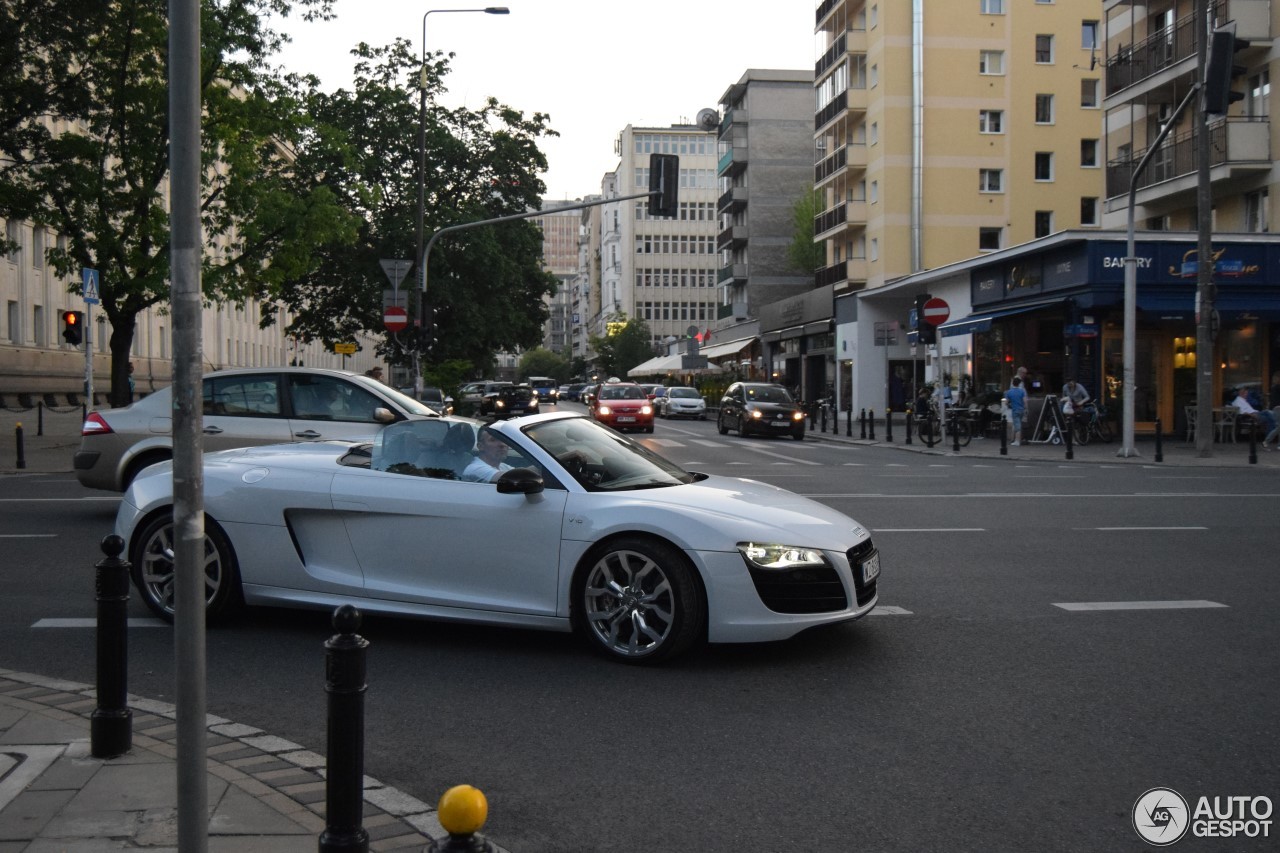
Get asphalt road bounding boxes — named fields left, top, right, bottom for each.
left=2, top=414, right=1277, bottom=852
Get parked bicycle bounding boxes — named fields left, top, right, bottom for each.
left=1070, top=402, right=1114, bottom=445
left=915, top=402, right=972, bottom=448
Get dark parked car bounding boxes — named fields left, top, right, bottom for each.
left=478, top=383, right=539, bottom=419
left=717, top=382, right=806, bottom=440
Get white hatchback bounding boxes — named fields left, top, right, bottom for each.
left=657, top=386, right=707, bottom=420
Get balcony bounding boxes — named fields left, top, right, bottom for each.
left=814, top=200, right=867, bottom=241
left=718, top=108, right=747, bottom=139
left=815, top=260, right=846, bottom=289
left=717, top=147, right=747, bottom=178
left=717, top=186, right=749, bottom=214
left=815, top=142, right=867, bottom=185
left=816, top=0, right=839, bottom=26
left=717, top=263, right=747, bottom=285
left=717, top=224, right=748, bottom=251
left=815, top=90, right=847, bottom=132
left=716, top=301, right=749, bottom=321
left=1105, top=117, right=1270, bottom=201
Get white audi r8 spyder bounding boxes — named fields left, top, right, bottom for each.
left=117, top=412, right=880, bottom=663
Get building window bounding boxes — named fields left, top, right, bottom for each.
left=1034, top=152, right=1054, bottom=181
left=1035, top=94, right=1055, bottom=124
left=33, top=304, right=45, bottom=347
left=980, top=50, right=1005, bottom=75
left=1081, top=79, right=1099, bottom=108
left=979, top=228, right=1002, bottom=251
left=869, top=238, right=878, bottom=261
left=31, top=227, right=43, bottom=268
left=981, top=0, right=1004, bottom=13
left=870, top=180, right=879, bottom=203
left=870, top=122, right=878, bottom=145
left=1246, top=189, right=1269, bottom=232
left=979, top=110, right=1004, bottom=133
left=1082, top=21, right=1099, bottom=50
left=1249, top=70, right=1270, bottom=118
left=1080, top=139, right=1099, bottom=167
left=979, top=169, right=1004, bottom=193
left=5, top=220, right=20, bottom=261
left=870, top=64, right=878, bottom=88
left=1035, top=211, right=1054, bottom=238
left=1035, top=35, right=1054, bottom=64
left=1080, top=197, right=1099, bottom=226
left=6, top=301, right=18, bottom=344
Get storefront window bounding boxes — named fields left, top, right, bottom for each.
left=1220, top=322, right=1263, bottom=402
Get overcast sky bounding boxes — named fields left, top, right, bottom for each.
left=274, top=0, right=816, bottom=201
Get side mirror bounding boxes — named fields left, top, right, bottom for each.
left=496, top=467, right=544, bottom=495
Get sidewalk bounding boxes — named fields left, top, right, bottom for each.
left=0, top=669, right=480, bottom=851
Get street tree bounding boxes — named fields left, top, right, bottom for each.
left=787, top=185, right=823, bottom=274
left=519, top=348, right=569, bottom=382
left=271, top=39, right=559, bottom=371
left=588, top=316, right=653, bottom=380
left=0, top=0, right=356, bottom=406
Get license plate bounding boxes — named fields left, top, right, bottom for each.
left=772, top=421, right=791, bottom=427
left=616, top=416, right=636, bottom=423
left=861, top=552, right=880, bottom=584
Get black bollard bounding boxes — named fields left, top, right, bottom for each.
left=38, top=400, right=44, bottom=436
left=868, top=409, right=876, bottom=441
left=15, top=422, right=26, bottom=470
left=859, top=409, right=866, bottom=439
left=885, top=409, right=893, bottom=442
left=905, top=410, right=913, bottom=445
left=319, top=605, right=370, bottom=853
left=952, top=414, right=960, bottom=452
left=846, top=406, right=852, bottom=437
left=1155, top=418, right=1165, bottom=463
left=1000, top=415, right=1008, bottom=456
left=820, top=403, right=828, bottom=433
left=1064, top=417, right=1074, bottom=460
left=92, top=535, right=133, bottom=759
left=1247, top=418, right=1257, bottom=465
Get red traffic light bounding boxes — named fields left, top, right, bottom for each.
left=61, top=310, right=84, bottom=345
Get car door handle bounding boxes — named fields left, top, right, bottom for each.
left=294, top=430, right=323, bottom=439
left=203, top=426, right=224, bottom=435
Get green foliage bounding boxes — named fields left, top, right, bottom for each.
left=0, top=0, right=352, bottom=405
left=423, top=359, right=475, bottom=400
left=787, top=185, right=823, bottom=274
left=272, top=39, right=559, bottom=371
left=588, top=315, right=654, bottom=379
left=519, top=348, right=570, bottom=382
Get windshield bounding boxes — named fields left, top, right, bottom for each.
left=744, top=385, right=793, bottom=404
left=523, top=417, right=695, bottom=491
left=670, top=388, right=700, bottom=399
left=600, top=386, right=644, bottom=400
left=352, top=377, right=439, bottom=416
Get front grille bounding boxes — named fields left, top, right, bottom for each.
left=847, top=540, right=879, bottom=608
left=747, top=564, right=848, bottom=614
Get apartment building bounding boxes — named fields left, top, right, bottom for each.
left=1, top=218, right=378, bottom=402
left=1094, top=0, right=1280, bottom=428
left=598, top=124, right=720, bottom=350
left=531, top=200, right=582, bottom=356
left=812, top=0, right=1109, bottom=410
left=711, top=69, right=815, bottom=380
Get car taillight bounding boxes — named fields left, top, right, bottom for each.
left=82, top=412, right=114, bottom=435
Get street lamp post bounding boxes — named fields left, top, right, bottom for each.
left=413, top=7, right=509, bottom=396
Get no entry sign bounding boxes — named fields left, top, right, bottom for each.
left=921, top=297, right=950, bottom=326
left=384, top=306, right=408, bottom=332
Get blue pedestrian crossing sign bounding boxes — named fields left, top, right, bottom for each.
left=82, top=268, right=100, bottom=305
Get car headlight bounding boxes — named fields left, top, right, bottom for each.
left=597, top=405, right=611, bottom=415
left=496, top=400, right=506, bottom=409
left=749, top=408, right=763, bottom=419
left=641, top=405, right=652, bottom=415
left=737, top=542, right=830, bottom=570
left=791, top=411, right=805, bottom=421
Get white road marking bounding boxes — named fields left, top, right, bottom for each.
left=1080, top=526, right=1208, bottom=531
left=0, top=497, right=119, bottom=502
left=690, top=439, right=730, bottom=447
left=872, top=528, right=986, bottom=533
left=1052, top=600, right=1227, bottom=612
left=33, top=618, right=168, bottom=628
left=646, top=438, right=685, bottom=447
left=0, top=534, right=57, bottom=538
left=737, top=445, right=823, bottom=466
left=869, top=606, right=912, bottom=615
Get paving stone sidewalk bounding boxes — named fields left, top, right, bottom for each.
left=0, top=669, right=468, bottom=852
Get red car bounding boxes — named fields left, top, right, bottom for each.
left=590, top=383, right=654, bottom=433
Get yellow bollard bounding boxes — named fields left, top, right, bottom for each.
left=430, top=784, right=494, bottom=852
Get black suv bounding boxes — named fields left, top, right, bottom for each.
left=478, top=383, right=539, bottom=419
left=717, top=382, right=806, bottom=440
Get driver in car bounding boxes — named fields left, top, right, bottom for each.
left=461, top=428, right=513, bottom=483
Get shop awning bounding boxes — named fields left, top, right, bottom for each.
left=626, top=354, right=681, bottom=376
left=939, top=299, right=1065, bottom=337
left=699, top=337, right=755, bottom=359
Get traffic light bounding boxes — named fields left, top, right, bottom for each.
left=61, top=310, right=84, bottom=346
left=1203, top=25, right=1249, bottom=116
left=913, top=295, right=936, bottom=345
left=648, top=153, right=679, bottom=218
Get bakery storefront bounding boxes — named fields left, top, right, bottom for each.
left=939, top=233, right=1280, bottom=435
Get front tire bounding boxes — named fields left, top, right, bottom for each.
left=717, top=413, right=729, bottom=435
left=130, top=512, right=242, bottom=623
left=573, top=537, right=705, bottom=664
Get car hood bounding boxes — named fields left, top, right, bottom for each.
left=743, top=401, right=800, bottom=413
left=587, top=474, right=867, bottom=551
